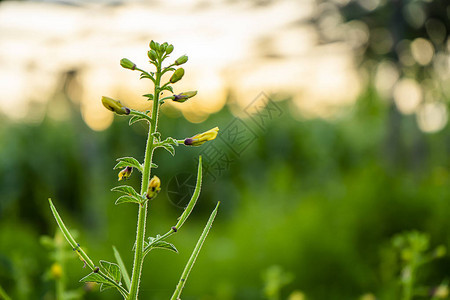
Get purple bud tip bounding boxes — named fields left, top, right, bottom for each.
left=125, top=108, right=131, bottom=115
left=184, top=138, right=193, bottom=145
left=171, top=226, right=178, bottom=232
left=93, top=267, right=99, bottom=273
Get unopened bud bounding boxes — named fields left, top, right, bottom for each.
left=120, top=58, right=136, bottom=70
left=161, top=42, right=168, bottom=52
left=148, top=50, right=157, bottom=61
left=166, top=44, right=174, bottom=54
left=149, top=40, right=159, bottom=51
left=170, top=68, right=185, bottom=83
left=184, top=127, right=219, bottom=146
left=173, top=91, right=197, bottom=103
left=101, top=96, right=130, bottom=115
left=175, top=55, right=188, bottom=65
left=146, top=176, right=161, bottom=200
left=118, top=166, right=133, bottom=181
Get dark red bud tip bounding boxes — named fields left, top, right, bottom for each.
left=124, top=108, right=131, bottom=115
left=171, top=226, right=178, bottom=232
left=184, top=138, right=193, bottom=145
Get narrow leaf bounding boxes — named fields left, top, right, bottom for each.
left=111, top=185, right=140, bottom=198
left=142, top=93, right=153, bottom=100
left=99, top=260, right=121, bottom=283
left=114, top=157, right=143, bottom=173
left=80, top=272, right=110, bottom=284
left=174, top=156, right=202, bottom=230
left=115, top=195, right=141, bottom=205
left=48, top=199, right=96, bottom=271
left=170, top=202, right=220, bottom=300
left=113, top=246, right=131, bottom=290
left=48, top=199, right=78, bottom=249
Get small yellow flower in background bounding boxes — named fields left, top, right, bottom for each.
left=288, top=291, right=305, bottom=300
left=118, top=166, right=133, bottom=181
left=50, top=262, right=62, bottom=279
left=184, top=127, right=219, bottom=146
left=146, top=176, right=161, bottom=200
left=434, top=284, right=449, bottom=298
left=101, top=96, right=131, bottom=115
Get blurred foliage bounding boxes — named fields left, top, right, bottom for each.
left=1, top=0, right=450, bottom=298
left=0, top=84, right=449, bottom=299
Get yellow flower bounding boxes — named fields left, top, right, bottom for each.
left=146, top=176, right=161, bottom=200
left=118, top=166, right=133, bottom=181
left=101, top=96, right=130, bottom=115
left=184, top=127, right=219, bottom=146
left=50, top=263, right=62, bottom=279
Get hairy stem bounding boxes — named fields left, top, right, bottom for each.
left=128, top=64, right=162, bottom=300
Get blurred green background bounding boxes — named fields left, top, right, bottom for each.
left=1, top=0, right=450, bottom=299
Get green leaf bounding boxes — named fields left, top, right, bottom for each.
left=160, top=144, right=175, bottom=156
left=100, top=260, right=121, bottom=283
left=142, top=93, right=153, bottom=100
left=114, top=157, right=143, bottom=173
left=115, top=195, right=141, bottom=205
left=80, top=272, right=110, bottom=284
left=162, top=85, right=174, bottom=93
left=129, top=115, right=147, bottom=126
left=111, top=185, right=140, bottom=199
left=113, top=246, right=131, bottom=290
left=100, top=283, right=114, bottom=291
left=145, top=240, right=178, bottom=253
left=170, top=202, right=220, bottom=300
left=174, top=156, right=202, bottom=230
left=152, top=132, right=161, bottom=142
left=162, top=137, right=178, bottom=145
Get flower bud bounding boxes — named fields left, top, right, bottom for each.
left=120, top=58, right=136, bottom=70
left=160, top=42, right=168, bottom=52
left=101, top=96, right=130, bottom=115
left=173, top=91, right=197, bottom=103
left=184, top=127, right=219, bottom=146
left=170, top=68, right=185, bottom=83
left=149, top=40, right=158, bottom=51
left=118, top=166, right=133, bottom=181
left=148, top=50, right=157, bottom=61
left=146, top=175, right=161, bottom=200
left=166, top=44, right=174, bottom=54
left=175, top=55, right=188, bottom=65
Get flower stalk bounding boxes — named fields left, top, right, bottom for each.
left=49, top=41, right=220, bottom=300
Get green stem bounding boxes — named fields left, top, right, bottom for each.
left=127, top=64, right=162, bottom=300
